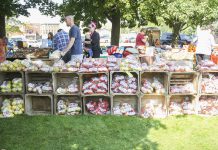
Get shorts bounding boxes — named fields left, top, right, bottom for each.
left=71, top=54, right=83, bottom=63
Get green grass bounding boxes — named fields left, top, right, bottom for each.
left=0, top=115, right=218, bottom=150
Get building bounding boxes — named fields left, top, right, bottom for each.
left=40, top=23, right=60, bottom=36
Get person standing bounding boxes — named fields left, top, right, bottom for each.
left=53, top=29, right=69, bottom=51
left=195, top=26, right=216, bottom=64
left=61, top=16, right=83, bottom=62
left=88, top=22, right=101, bottom=58
left=47, top=32, right=53, bottom=48
left=136, top=28, right=148, bottom=47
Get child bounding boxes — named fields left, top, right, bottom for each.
left=84, top=32, right=93, bottom=58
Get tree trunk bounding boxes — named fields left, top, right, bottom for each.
left=171, top=25, right=181, bottom=48
left=111, top=12, right=121, bottom=46
left=0, top=14, right=6, bottom=38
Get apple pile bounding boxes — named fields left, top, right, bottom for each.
left=22, top=59, right=52, bottom=72
left=0, top=78, right=23, bottom=93
left=120, top=55, right=141, bottom=71
left=52, top=60, right=80, bottom=72
left=57, top=100, right=81, bottom=115
left=27, top=82, right=52, bottom=94
left=0, top=98, right=24, bottom=118
left=113, top=102, right=136, bottom=116
left=82, top=75, right=108, bottom=95
left=86, top=98, right=110, bottom=115
left=141, top=77, right=165, bottom=94
left=0, top=60, right=26, bottom=72
left=56, top=77, right=79, bottom=94
left=79, top=58, right=108, bottom=73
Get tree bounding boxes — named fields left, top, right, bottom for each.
left=0, top=0, right=57, bottom=38
left=139, top=0, right=218, bottom=46
left=58, top=0, right=147, bottom=45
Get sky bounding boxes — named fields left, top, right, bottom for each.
left=18, top=0, right=63, bottom=24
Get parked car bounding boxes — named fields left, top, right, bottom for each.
left=160, top=33, right=192, bottom=45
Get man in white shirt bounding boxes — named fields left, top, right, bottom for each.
left=195, top=26, right=216, bottom=64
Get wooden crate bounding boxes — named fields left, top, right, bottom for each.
left=197, top=95, right=218, bottom=116
left=54, top=95, right=82, bottom=115
left=52, top=72, right=80, bottom=95
left=111, top=95, right=139, bottom=115
left=25, top=94, right=53, bottom=115
left=140, top=95, right=167, bottom=118
left=110, top=71, right=140, bottom=95
left=25, top=72, right=53, bottom=94
left=168, top=95, right=197, bottom=115
left=81, top=72, right=109, bottom=96
left=169, top=72, right=199, bottom=95
left=0, top=71, right=25, bottom=95
left=83, top=96, right=111, bottom=115
left=140, top=71, right=168, bottom=95
left=0, top=94, right=24, bottom=107
left=199, top=72, right=218, bottom=95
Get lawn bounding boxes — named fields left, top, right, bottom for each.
left=0, top=115, right=218, bottom=150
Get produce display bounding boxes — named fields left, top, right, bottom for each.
left=27, top=82, right=52, bottom=94
left=22, top=59, right=52, bottom=72
left=169, top=97, right=195, bottom=115
left=57, top=99, right=81, bottom=115
left=0, top=78, right=23, bottom=93
left=170, top=83, right=195, bottom=94
left=163, top=49, right=194, bottom=61
left=201, top=74, right=218, bottom=94
left=111, top=74, right=138, bottom=94
left=197, top=60, right=218, bottom=71
left=82, top=75, right=108, bottom=95
left=0, top=97, right=24, bottom=118
left=0, top=60, right=26, bottom=71
left=120, top=55, right=141, bottom=71
left=86, top=98, right=110, bottom=115
left=141, top=77, right=165, bottom=94
left=198, top=96, right=218, bottom=116
left=56, top=77, right=79, bottom=94
left=79, top=58, right=108, bottom=73
left=167, top=61, right=193, bottom=72
left=141, top=100, right=166, bottom=118
left=107, top=56, right=120, bottom=71
left=113, top=102, right=136, bottom=116
left=52, top=60, right=80, bottom=72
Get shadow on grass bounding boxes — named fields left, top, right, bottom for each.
left=0, top=115, right=166, bottom=150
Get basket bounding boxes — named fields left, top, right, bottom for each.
left=168, top=95, right=197, bottom=116
left=53, top=72, right=80, bottom=95
left=110, top=71, right=139, bottom=95
left=140, top=95, right=167, bottom=118
left=140, top=72, right=168, bottom=95
left=169, top=72, right=198, bottom=95
left=54, top=95, right=82, bottom=115
left=25, top=94, right=53, bottom=115
left=81, top=72, right=109, bottom=96
left=0, top=71, right=25, bottom=94
left=111, top=95, right=139, bottom=115
left=83, top=96, right=111, bottom=115
left=25, top=72, right=53, bottom=94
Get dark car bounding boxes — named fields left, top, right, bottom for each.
left=160, top=33, right=192, bottom=45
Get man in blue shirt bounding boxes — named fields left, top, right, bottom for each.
left=53, top=29, right=69, bottom=51
left=61, top=16, right=83, bottom=62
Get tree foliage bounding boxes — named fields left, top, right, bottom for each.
left=58, top=0, right=147, bottom=45
left=0, top=0, right=57, bottom=38
left=139, top=0, right=218, bottom=46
